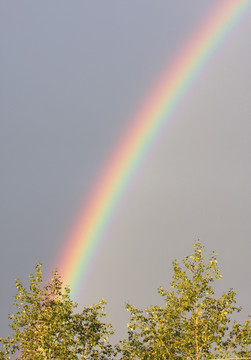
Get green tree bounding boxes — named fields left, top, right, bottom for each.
left=119, top=241, right=251, bottom=360
left=0, top=263, right=115, bottom=360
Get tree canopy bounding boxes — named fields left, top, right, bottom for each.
left=0, top=263, right=115, bottom=359
left=0, top=241, right=250, bottom=360
left=119, top=241, right=251, bottom=360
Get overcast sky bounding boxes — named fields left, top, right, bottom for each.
left=1, top=1, right=250, bottom=341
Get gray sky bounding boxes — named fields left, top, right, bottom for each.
left=1, top=1, right=250, bottom=342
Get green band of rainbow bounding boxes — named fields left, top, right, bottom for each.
left=56, top=0, right=250, bottom=298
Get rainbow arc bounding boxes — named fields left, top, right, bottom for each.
left=55, top=0, right=250, bottom=298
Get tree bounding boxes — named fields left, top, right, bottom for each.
left=0, top=263, right=115, bottom=360
left=119, top=241, right=251, bottom=360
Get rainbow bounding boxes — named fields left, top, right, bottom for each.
left=55, top=0, right=250, bottom=298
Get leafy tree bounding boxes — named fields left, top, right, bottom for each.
left=119, top=241, right=251, bottom=360
left=0, top=263, right=115, bottom=360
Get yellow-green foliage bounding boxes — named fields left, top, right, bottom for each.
left=1, top=242, right=250, bottom=360
left=119, top=241, right=251, bottom=360
left=0, top=263, right=115, bottom=359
